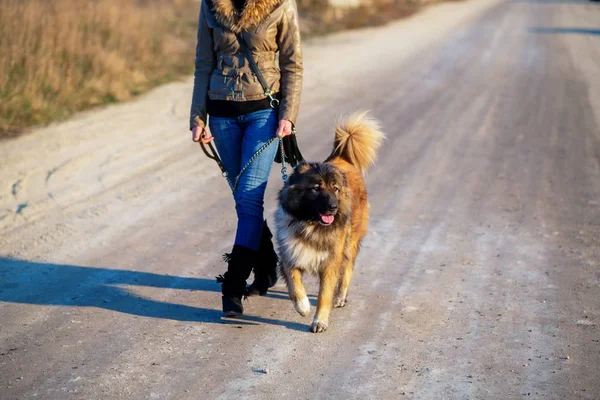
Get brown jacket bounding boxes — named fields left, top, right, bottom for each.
left=190, top=0, right=303, bottom=130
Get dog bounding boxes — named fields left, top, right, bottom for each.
left=274, top=111, right=384, bottom=333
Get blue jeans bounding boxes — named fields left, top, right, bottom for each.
left=209, top=108, right=279, bottom=251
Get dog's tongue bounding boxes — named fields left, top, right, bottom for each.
left=320, top=214, right=335, bottom=225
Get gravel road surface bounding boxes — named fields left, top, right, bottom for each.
left=1, top=0, right=599, bottom=398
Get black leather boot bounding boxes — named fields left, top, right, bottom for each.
left=217, top=245, right=256, bottom=317
left=246, top=221, right=279, bottom=297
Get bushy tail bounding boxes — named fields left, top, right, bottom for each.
left=330, top=111, right=385, bottom=174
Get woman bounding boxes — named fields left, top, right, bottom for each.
left=190, top=0, right=303, bottom=316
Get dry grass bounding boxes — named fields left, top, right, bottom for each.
left=0, top=0, right=198, bottom=136
left=298, top=0, right=421, bottom=36
left=0, top=0, right=440, bottom=136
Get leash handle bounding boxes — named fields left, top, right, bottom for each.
left=199, top=141, right=227, bottom=177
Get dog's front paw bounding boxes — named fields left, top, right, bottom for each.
left=293, top=296, right=310, bottom=317
left=333, top=296, right=347, bottom=308
left=310, top=320, right=329, bottom=333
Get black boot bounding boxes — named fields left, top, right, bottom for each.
left=246, top=221, right=279, bottom=297
left=217, top=245, right=256, bottom=317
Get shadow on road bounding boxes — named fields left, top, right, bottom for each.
left=0, top=258, right=308, bottom=332
left=529, top=27, right=600, bottom=36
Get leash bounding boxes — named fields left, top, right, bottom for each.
left=199, top=139, right=227, bottom=176
left=197, top=31, right=298, bottom=192
left=199, top=136, right=287, bottom=193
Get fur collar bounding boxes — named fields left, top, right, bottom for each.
left=211, top=0, right=281, bottom=33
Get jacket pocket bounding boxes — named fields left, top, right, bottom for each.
left=207, top=70, right=233, bottom=98
left=242, top=67, right=281, bottom=99
left=240, top=71, right=268, bottom=98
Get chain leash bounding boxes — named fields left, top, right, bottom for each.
left=225, top=33, right=293, bottom=193
left=228, top=136, right=287, bottom=193
left=280, top=135, right=288, bottom=182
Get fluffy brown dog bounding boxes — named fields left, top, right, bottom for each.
left=275, top=111, right=384, bottom=332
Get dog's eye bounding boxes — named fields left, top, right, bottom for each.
left=312, top=185, right=321, bottom=192
left=333, top=186, right=339, bottom=192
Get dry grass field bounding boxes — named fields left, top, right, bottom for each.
left=0, top=0, right=428, bottom=136
left=0, top=0, right=197, bottom=136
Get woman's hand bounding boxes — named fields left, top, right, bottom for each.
left=192, top=125, right=214, bottom=144
left=276, top=119, right=293, bottom=138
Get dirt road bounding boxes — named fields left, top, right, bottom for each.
left=1, top=0, right=600, bottom=398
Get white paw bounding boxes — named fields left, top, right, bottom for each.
left=310, top=319, right=329, bottom=333
left=293, top=296, right=310, bottom=317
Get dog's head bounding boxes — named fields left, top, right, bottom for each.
left=279, top=162, right=349, bottom=227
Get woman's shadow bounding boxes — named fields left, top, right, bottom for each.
left=0, top=257, right=309, bottom=332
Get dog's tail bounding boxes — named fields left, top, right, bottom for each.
left=330, top=111, right=384, bottom=174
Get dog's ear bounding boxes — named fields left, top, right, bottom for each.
left=294, top=161, right=311, bottom=174
left=321, top=163, right=347, bottom=189
left=286, top=162, right=308, bottom=186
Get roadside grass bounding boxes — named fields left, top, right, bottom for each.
left=299, top=0, right=421, bottom=36
left=0, top=0, right=438, bottom=137
left=0, top=0, right=197, bottom=137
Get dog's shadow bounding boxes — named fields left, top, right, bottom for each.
left=0, top=258, right=310, bottom=332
